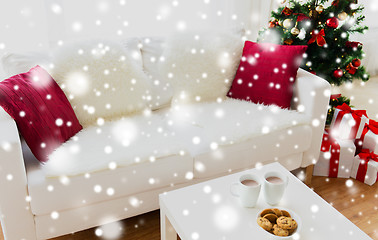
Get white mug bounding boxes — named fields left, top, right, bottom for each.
left=263, top=171, right=289, bottom=205
left=230, top=174, right=261, bottom=208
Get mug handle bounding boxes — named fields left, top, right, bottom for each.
left=230, top=182, right=240, bottom=197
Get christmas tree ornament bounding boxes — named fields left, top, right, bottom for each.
left=298, top=28, right=306, bottom=40
left=308, top=29, right=326, bottom=46
left=268, top=21, right=277, bottom=28
left=309, top=9, right=318, bottom=19
left=291, top=27, right=300, bottom=35
left=282, top=7, right=293, bottom=16
left=338, top=12, right=348, bottom=21
left=345, top=41, right=362, bottom=48
left=284, top=38, right=294, bottom=45
left=346, top=63, right=357, bottom=74
left=294, top=13, right=310, bottom=22
left=352, top=58, right=361, bottom=67
left=315, top=5, right=324, bottom=13
left=326, top=17, right=339, bottom=28
left=332, top=0, right=340, bottom=6
left=333, top=69, right=344, bottom=78
left=283, top=19, right=293, bottom=28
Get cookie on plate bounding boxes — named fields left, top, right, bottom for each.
left=277, top=216, right=297, bottom=230
left=260, top=208, right=275, bottom=217
left=257, top=217, right=273, bottom=231
left=273, top=224, right=289, bottom=237
left=263, top=213, right=278, bottom=223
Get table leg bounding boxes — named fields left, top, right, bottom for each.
left=160, top=210, right=177, bottom=240
left=305, top=164, right=314, bottom=186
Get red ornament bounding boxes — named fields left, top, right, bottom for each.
left=326, top=17, right=339, bottom=28
left=346, top=63, right=357, bottom=75
left=282, top=7, right=293, bottom=16
left=333, top=69, right=344, bottom=78
left=310, top=70, right=317, bottom=75
left=308, top=29, right=326, bottom=47
left=352, top=58, right=361, bottom=67
left=268, top=21, right=277, bottom=28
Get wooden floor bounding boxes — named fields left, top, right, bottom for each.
left=1, top=175, right=377, bottom=240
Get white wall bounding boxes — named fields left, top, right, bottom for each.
left=45, top=0, right=255, bottom=46
left=0, top=0, right=377, bottom=75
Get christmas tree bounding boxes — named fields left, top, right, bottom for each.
left=258, top=0, right=369, bottom=86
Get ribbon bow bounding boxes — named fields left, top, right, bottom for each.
left=356, top=148, right=378, bottom=183
left=336, top=103, right=367, bottom=118
left=333, top=103, right=367, bottom=139
left=365, top=119, right=378, bottom=135
left=308, top=29, right=326, bottom=47
left=358, top=149, right=378, bottom=163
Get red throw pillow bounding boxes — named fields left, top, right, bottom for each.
left=227, top=41, right=307, bottom=108
left=0, top=66, right=83, bottom=162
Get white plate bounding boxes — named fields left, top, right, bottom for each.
left=256, top=208, right=301, bottom=240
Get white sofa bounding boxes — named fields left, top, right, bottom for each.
left=0, top=36, right=330, bottom=239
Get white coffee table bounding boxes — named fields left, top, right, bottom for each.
left=159, top=162, right=372, bottom=240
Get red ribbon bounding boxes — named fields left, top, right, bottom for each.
left=308, top=29, right=326, bottom=47
left=321, top=132, right=340, bottom=178
left=355, top=119, right=378, bottom=154
left=356, top=149, right=378, bottom=183
left=333, top=103, right=367, bottom=139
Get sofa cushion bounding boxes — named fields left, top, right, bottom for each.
left=139, top=37, right=174, bottom=110
left=227, top=41, right=307, bottom=108
left=43, top=113, right=186, bottom=176
left=159, top=31, right=243, bottom=105
left=50, top=39, right=151, bottom=127
left=119, top=37, right=144, bottom=68
left=0, top=66, right=82, bottom=162
left=165, top=98, right=310, bottom=155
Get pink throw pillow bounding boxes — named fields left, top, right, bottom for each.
left=0, top=66, right=83, bottom=162
left=227, top=41, right=307, bottom=108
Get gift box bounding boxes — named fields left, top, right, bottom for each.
left=350, top=149, right=378, bottom=186
left=330, top=103, right=368, bottom=140
left=313, top=131, right=356, bottom=178
left=355, top=119, right=378, bottom=154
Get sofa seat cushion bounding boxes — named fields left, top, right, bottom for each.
left=25, top=116, right=192, bottom=215
left=165, top=98, right=311, bottom=156
left=43, top=113, right=186, bottom=177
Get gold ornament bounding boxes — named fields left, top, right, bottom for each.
left=315, top=5, right=324, bottom=13
left=283, top=19, right=293, bottom=28
left=291, top=27, right=300, bottom=35
left=338, top=12, right=348, bottom=21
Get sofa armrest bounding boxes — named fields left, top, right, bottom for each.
left=0, top=107, right=37, bottom=239
left=291, top=68, right=331, bottom=167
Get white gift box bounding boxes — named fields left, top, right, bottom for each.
left=362, top=130, right=378, bottom=153
left=330, top=107, right=368, bottom=140
left=350, top=155, right=378, bottom=186
left=313, top=138, right=356, bottom=178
